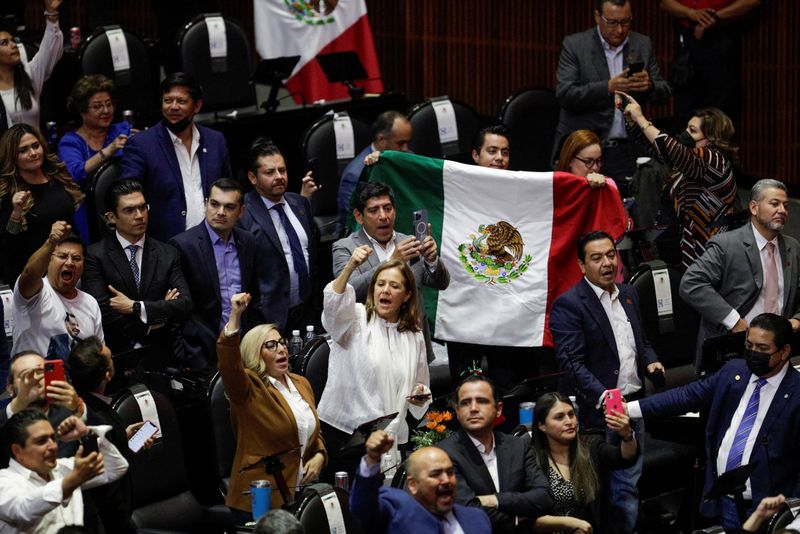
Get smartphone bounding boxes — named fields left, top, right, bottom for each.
left=80, top=433, right=99, bottom=456
left=307, top=157, right=320, bottom=187
left=627, top=61, right=644, bottom=76
left=412, top=209, right=429, bottom=242
left=406, top=393, right=432, bottom=402
left=605, top=388, right=624, bottom=416
left=128, top=420, right=159, bottom=453
left=44, top=360, right=65, bottom=401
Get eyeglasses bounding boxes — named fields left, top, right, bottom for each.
left=88, top=101, right=114, bottom=113
left=52, top=252, right=84, bottom=263
left=120, top=203, right=149, bottom=216
left=599, top=14, right=633, bottom=27
left=573, top=156, right=603, bottom=169
left=262, top=338, right=288, bottom=351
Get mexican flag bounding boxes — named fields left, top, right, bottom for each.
left=365, top=152, right=628, bottom=347
left=253, top=0, right=384, bottom=103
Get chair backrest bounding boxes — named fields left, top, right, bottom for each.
left=629, top=261, right=699, bottom=370
left=767, top=498, right=800, bottom=533
left=300, top=112, right=371, bottom=236
left=177, top=14, right=254, bottom=112
left=497, top=88, right=560, bottom=171
left=111, top=384, right=205, bottom=530
left=297, top=336, right=330, bottom=404
left=87, top=157, right=121, bottom=242
left=407, top=97, right=481, bottom=162
left=207, top=372, right=236, bottom=497
left=289, top=484, right=364, bottom=534
left=80, top=26, right=155, bottom=118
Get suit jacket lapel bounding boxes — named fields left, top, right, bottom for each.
left=779, top=234, right=795, bottom=312
left=157, top=123, right=185, bottom=201
left=245, top=192, right=283, bottom=252
left=590, top=30, right=611, bottom=81
left=714, top=371, right=750, bottom=450
left=197, top=225, right=221, bottom=303
left=578, top=279, right=620, bottom=361
left=457, top=430, right=496, bottom=493
left=493, top=432, right=510, bottom=491
left=197, top=126, right=212, bottom=194
left=753, top=368, right=797, bottom=454
left=139, top=239, right=157, bottom=296
left=742, top=226, right=763, bottom=292
left=285, top=195, right=312, bottom=239
left=106, top=236, right=139, bottom=298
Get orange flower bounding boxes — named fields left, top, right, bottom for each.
left=436, top=424, right=447, bottom=433
left=426, top=422, right=438, bottom=430
left=442, top=412, right=453, bottom=421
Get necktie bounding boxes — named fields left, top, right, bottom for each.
left=725, top=378, right=768, bottom=472
left=763, top=242, right=779, bottom=314
left=127, top=244, right=140, bottom=289
left=272, top=204, right=310, bottom=301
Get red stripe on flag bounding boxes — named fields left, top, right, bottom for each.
left=543, top=172, right=628, bottom=346
left=285, top=14, right=384, bottom=104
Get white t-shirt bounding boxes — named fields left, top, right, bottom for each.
left=12, top=277, right=104, bottom=360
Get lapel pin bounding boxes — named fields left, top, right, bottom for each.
left=202, top=147, right=207, bottom=153
left=785, top=394, right=789, bottom=399
left=626, top=298, right=633, bottom=305
left=735, top=375, right=741, bottom=381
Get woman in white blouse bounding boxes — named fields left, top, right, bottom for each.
left=217, top=293, right=326, bottom=519
left=318, top=244, right=431, bottom=480
left=0, top=0, right=64, bottom=130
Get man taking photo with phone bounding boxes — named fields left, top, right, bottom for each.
left=0, top=410, right=129, bottom=533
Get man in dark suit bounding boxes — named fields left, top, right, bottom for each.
left=553, top=0, right=670, bottom=181
left=332, top=181, right=450, bottom=362
left=120, top=72, right=232, bottom=242
left=550, top=230, right=664, bottom=534
left=350, top=429, right=492, bottom=534
left=681, top=179, right=800, bottom=367
left=437, top=375, right=552, bottom=533
left=628, top=313, right=800, bottom=528
left=239, top=140, right=318, bottom=333
left=169, top=178, right=262, bottom=369
left=337, top=110, right=413, bottom=235
left=83, top=181, right=192, bottom=369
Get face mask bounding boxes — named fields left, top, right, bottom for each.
left=744, top=349, right=777, bottom=377
left=163, top=116, right=192, bottom=135
left=676, top=129, right=696, bottom=148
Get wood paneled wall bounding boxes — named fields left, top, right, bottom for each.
left=25, top=1, right=799, bottom=183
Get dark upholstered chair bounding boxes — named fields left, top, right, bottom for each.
left=295, top=336, right=330, bottom=405
left=407, top=97, right=480, bottom=163
left=87, top=156, right=121, bottom=242
left=497, top=88, right=560, bottom=171
left=207, top=372, right=235, bottom=499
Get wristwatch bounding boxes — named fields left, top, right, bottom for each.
left=132, top=301, right=141, bottom=317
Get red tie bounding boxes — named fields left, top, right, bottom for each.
left=763, top=241, right=779, bottom=314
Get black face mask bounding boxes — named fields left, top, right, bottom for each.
left=744, top=349, right=778, bottom=377
left=676, top=129, right=696, bottom=148
left=163, top=116, right=192, bottom=135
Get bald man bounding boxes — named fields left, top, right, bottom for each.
left=349, top=430, right=491, bottom=533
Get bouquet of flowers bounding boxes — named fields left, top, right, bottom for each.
left=410, top=410, right=454, bottom=449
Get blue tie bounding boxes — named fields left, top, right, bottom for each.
left=725, top=378, right=768, bottom=471
left=272, top=204, right=310, bottom=301
left=127, top=244, right=140, bottom=289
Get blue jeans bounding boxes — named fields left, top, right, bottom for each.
left=606, top=416, right=644, bottom=534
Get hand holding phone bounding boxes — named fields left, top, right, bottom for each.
left=44, top=360, right=66, bottom=402
left=128, top=420, right=159, bottom=453
left=412, top=209, right=429, bottom=243
left=604, top=388, right=624, bottom=416
left=80, top=433, right=99, bottom=456
left=626, top=61, right=644, bottom=77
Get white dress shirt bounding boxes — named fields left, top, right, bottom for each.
left=365, top=230, right=397, bottom=262
left=586, top=278, right=642, bottom=396
left=598, top=27, right=629, bottom=140
left=0, top=425, right=129, bottom=534
left=259, top=195, right=310, bottom=308
left=167, top=124, right=205, bottom=230
left=722, top=224, right=785, bottom=330
left=267, top=374, right=317, bottom=487
left=466, top=433, right=499, bottom=492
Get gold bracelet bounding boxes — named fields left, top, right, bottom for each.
left=643, top=120, right=654, bottom=130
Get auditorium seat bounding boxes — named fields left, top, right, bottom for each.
left=287, top=484, right=364, bottom=533
left=87, top=157, right=121, bottom=242
left=766, top=498, right=800, bottom=533
left=295, top=336, right=330, bottom=404
left=299, top=112, right=371, bottom=242
left=80, top=26, right=156, bottom=119
left=207, top=372, right=235, bottom=499
left=407, top=97, right=480, bottom=163
left=176, top=14, right=255, bottom=114
left=112, top=383, right=230, bottom=533
left=497, top=88, right=560, bottom=171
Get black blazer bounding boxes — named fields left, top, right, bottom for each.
left=437, top=430, right=553, bottom=533
left=84, top=235, right=192, bottom=357
left=169, top=222, right=263, bottom=364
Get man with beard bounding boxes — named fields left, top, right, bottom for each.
left=120, top=72, right=232, bottom=242
left=349, top=430, right=492, bottom=534
left=681, top=179, right=800, bottom=365
left=11, top=222, right=103, bottom=362
left=627, top=313, right=800, bottom=528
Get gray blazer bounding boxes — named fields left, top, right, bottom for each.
left=680, top=223, right=800, bottom=364
left=331, top=229, right=450, bottom=361
left=553, top=28, right=671, bottom=159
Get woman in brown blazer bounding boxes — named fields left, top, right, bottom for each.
left=218, top=292, right=326, bottom=518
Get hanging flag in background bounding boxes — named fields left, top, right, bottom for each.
left=253, top=0, right=384, bottom=103
left=365, top=151, right=628, bottom=347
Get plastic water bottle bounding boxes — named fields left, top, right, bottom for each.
left=288, top=330, right=303, bottom=358
left=45, top=121, right=58, bottom=148
left=304, top=325, right=316, bottom=346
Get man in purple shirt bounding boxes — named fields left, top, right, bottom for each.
left=169, top=178, right=262, bottom=369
